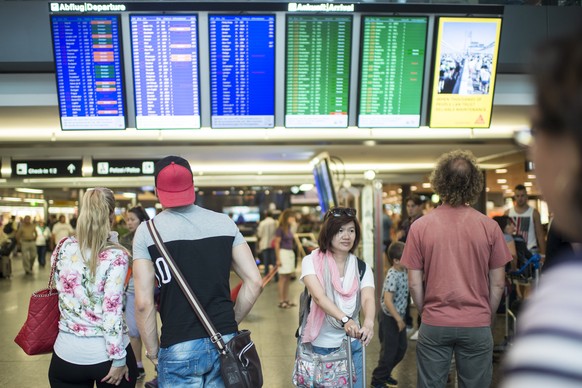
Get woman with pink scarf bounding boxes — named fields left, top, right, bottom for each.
left=300, top=207, right=376, bottom=387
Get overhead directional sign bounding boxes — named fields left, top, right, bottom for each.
left=92, top=159, right=158, bottom=176
left=11, top=160, right=83, bottom=177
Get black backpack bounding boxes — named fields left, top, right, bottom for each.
left=3, top=223, right=13, bottom=235
left=296, top=258, right=367, bottom=338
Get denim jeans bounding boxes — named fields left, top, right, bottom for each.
left=312, top=339, right=364, bottom=388
left=158, top=333, right=236, bottom=388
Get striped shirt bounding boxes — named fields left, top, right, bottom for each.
left=501, top=254, right=582, bottom=387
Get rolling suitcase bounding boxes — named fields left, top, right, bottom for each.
left=1, top=255, right=12, bottom=278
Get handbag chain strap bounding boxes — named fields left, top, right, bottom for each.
left=146, top=220, right=229, bottom=354
left=47, top=237, right=67, bottom=291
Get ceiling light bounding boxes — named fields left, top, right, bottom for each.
left=486, top=187, right=490, bottom=192
left=299, top=183, right=314, bottom=192
left=431, top=194, right=440, bottom=203
left=397, top=188, right=402, bottom=194
left=411, top=186, right=417, bottom=191
left=501, top=185, right=509, bottom=189
left=15, top=188, right=44, bottom=194
left=495, top=169, right=508, bottom=174
left=363, top=140, right=376, bottom=146
left=364, top=170, right=376, bottom=180
left=524, top=182, right=533, bottom=187
left=527, top=174, right=536, bottom=179
left=290, top=186, right=300, bottom=194
left=422, top=183, right=431, bottom=188
left=1, top=197, right=23, bottom=202
left=122, top=192, right=136, bottom=199
left=497, top=179, right=507, bottom=184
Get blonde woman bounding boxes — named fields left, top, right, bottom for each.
left=274, top=209, right=297, bottom=309
left=48, top=188, right=137, bottom=387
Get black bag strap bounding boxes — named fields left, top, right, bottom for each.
left=146, top=220, right=229, bottom=354
left=356, top=257, right=366, bottom=281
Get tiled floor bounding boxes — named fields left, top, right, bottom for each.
left=1, top=255, right=506, bottom=387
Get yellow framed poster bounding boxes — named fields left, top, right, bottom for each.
left=429, top=17, right=502, bottom=128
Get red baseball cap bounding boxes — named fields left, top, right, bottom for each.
left=154, top=156, right=195, bottom=208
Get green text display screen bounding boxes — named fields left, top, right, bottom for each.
left=358, top=16, right=427, bottom=128
left=285, top=15, right=352, bottom=128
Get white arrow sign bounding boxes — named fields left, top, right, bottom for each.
left=67, top=164, right=76, bottom=174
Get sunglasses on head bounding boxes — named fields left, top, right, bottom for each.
left=325, top=207, right=357, bottom=219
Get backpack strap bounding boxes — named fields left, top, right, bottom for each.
left=356, top=257, right=366, bottom=281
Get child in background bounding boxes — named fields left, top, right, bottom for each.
left=371, top=242, right=408, bottom=388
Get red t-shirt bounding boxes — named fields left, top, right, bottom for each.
left=401, top=204, right=511, bottom=327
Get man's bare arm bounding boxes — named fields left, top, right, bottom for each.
left=489, top=266, right=506, bottom=325
left=408, top=269, right=424, bottom=314
left=231, top=243, right=263, bottom=324
left=134, top=259, right=159, bottom=360
left=533, top=209, right=546, bottom=255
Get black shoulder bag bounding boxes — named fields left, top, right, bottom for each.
left=146, top=220, right=263, bottom=388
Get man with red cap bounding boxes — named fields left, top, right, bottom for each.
left=133, top=156, right=263, bottom=387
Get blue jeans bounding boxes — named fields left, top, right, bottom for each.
left=158, top=333, right=236, bottom=388
left=312, top=340, right=364, bottom=388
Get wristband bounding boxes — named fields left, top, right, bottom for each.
left=146, top=350, right=158, bottom=361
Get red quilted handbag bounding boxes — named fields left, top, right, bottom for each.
left=14, top=240, right=63, bottom=355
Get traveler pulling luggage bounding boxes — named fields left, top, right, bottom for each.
left=1, top=237, right=15, bottom=278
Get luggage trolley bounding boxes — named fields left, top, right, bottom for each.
left=494, top=253, right=542, bottom=353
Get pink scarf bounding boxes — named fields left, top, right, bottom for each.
left=301, top=249, right=360, bottom=343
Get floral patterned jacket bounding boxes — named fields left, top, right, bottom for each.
left=52, top=236, right=129, bottom=361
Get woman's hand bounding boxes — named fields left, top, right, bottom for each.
left=101, top=364, right=129, bottom=386
left=358, top=321, right=374, bottom=346
left=344, top=319, right=360, bottom=339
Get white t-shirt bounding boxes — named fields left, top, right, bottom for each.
left=300, top=252, right=374, bottom=348
left=52, top=222, right=74, bottom=243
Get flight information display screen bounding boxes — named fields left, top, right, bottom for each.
left=51, top=15, right=126, bottom=130
left=209, top=15, right=275, bottom=128
left=285, top=15, right=352, bottom=128
left=130, top=14, right=201, bottom=129
left=358, top=16, right=427, bottom=128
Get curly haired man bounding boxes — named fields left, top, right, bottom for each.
left=401, top=150, right=512, bottom=388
